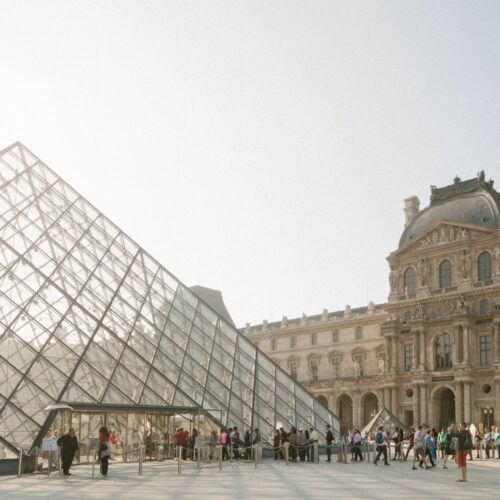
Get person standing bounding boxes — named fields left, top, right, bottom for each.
left=273, top=429, right=281, bottom=460
left=373, top=425, right=390, bottom=466
left=57, top=428, right=79, bottom=476
left=297, top=429, right=307, bottom=462
left=438, top=428, right=447, bottom=459
left=450, top=423, right=469, bottom=482
left=289, top=427, right=298, bottom=462
left=484, top=427, right=492, bottom=459
left=352, top=428, right=363, bottom=462
left=309, top=427, right=319, bottom=462
left=98, top=426, right=112, bottom=478
left=494, top=426, right=500, bottom=459
left=220, top=428, right=228, bottom=461
left=325, top=424, right=334, bottom=462
left=442, top=427, right=456, bottom=469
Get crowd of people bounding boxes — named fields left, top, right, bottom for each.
left=53, top=421, right=499, bottom=480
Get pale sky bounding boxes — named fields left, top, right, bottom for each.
left=1, top=1, right=499, bottom=327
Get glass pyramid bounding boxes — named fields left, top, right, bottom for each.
left=0, top=142, right=339, bottom=453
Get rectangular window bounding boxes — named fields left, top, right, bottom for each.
left=311, top=332, right=318, bottom=345
left=290, top=362, right=298, bottom=381
left=354, top=354, right=363, bottom=376
left=290, top=335, right=297, bottom=348
left=356, top=326, right=362, bottom=340
left=404, top=344, right=413, bottom=372
left=271, top=339, right=277, bottom=351
left=480, top=335, right=491, bottom=366
left=311, top=360, right=319, bottom=381
left=333, top=330, right=339, bottom=343
left=331, top=357, right=340, bottom=379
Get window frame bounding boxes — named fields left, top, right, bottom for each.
left=439, top=259, right=452, bottom=288
left=479, top=334, right=491, bottom=366
left=355, top=326, right=363, bottom=340
left=435, top=333, right=452, bottom=370
left=404, top=343, right=413, bottom=372
left=404, top=267, right=416, bottom=294
left=311, top=332, right=318, bottom=346
left=478, top=252, right=492, bottom=281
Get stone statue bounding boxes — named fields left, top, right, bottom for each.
left=457, top=295, right=470, bottom=313
left=378, top=356, right=385, bottom=374
left=494, top=245, right=500, bottom=275
left=459, top=249, right=472, bottom=279
left=389, top=265, right=400, bottom=292
left=353, top=359, right=360, bottom=378
left=418, top=259, right=429, bottom=286
left=414, top=302, right=425, bottom=319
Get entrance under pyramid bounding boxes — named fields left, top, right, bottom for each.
left=0, top=142, right=339, bottom=461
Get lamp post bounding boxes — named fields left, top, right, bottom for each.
left=483, top=406, right=493, bottom=428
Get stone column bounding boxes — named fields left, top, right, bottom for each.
left=495, top=376, right=500, bottom=427
left=391, top=336, right=398, bottom=372
left=385, top=335, right=392, bottom=371
left=452, top=324, right=460, bottom=367
left=493, top=320, right=500, bottom=365
left=412, top=330, right=419, bottom=370
left=352, top=392, right=361, bottom=428
left=455, top=381, right=463, bottom=424
left=391, top=386, right=398, bottom=417
left=463, top=379, right=472, bottom=423
left=463, top=324, right=470, bottom=366
left=419, top=330, right=426, bottom=370
left=419, top=384, right=427, bottom=424
left=413, top=384, right=419, bottom=425
left=384, top=386, right=391, bottom=411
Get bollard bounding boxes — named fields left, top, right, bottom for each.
left=197, top=447, right=201, bottom=471
left=138, top=444, right=143, bottom=475
left=58, top=448, right=62, bottom=476
left=17, top=448, right=23, bottom=477
left=313, top=442, right=319, bottom=464
left=124, top=443, right=128, bottom=463
left=177, top=446, right=182, bottom=475
left=47, top=451, right=51, bottom=478
left=284, top=442, right=289, bottom=465
left=92, top=449, right=96, bottom=478
left=218, top=444, right=222, bottom=471
left=254, top=445, right=258, bottom=468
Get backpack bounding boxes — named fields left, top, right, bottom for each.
left=375, top=431, right=384, bottom=444
left=414, top=435, right=424, bottom=449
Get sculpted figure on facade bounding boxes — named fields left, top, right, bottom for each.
left=389, top=265, right=400, bottom=293
left=378, top=355, right=385, bottom=375
left=353, top=359, right=360, bottom=378
left=418, top=258, right=430, bottom=286
left=494, top=244, right=500, bottom=275
left=459, top=249, right=472, bottom=279
left=414, top=301, right=425, bottom=319
left=457, top=295, right=470, bottom=313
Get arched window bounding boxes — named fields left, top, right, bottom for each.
left=439, top=260, right=452, bottom=288
left=479, top=299, right=489, bottom=315
left=404, top=268, right=416, bottom=294
left=404, top=311, right=412, bottom=323
left=435, top=333, right=452, bottom=369
left=478, top=252, right=492, bottom=281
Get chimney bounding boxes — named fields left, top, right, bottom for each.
left=404, top=196, right=420, bottom=227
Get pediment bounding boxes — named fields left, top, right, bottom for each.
left=391, top=221, right=496, bottom=257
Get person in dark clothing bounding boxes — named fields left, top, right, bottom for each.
left=325, top=425, right=334, bottom=462
left=244, top=431, right=251, bottom=460
left=305, top=429, right=310, bottom=462
left=98, top=426, right=111, bottom=477
left=57, top=428, right=79, bottom=476
left=450, top=423, right=469, bottom=482
left=404, top=428, right=415, bottom=461
left=273, top=430, right=280, bottom=460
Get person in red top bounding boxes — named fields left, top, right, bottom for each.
left=98, top=426, right=111, bottom=477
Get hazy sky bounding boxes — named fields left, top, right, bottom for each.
left=1, top=1, right=499, bottom=327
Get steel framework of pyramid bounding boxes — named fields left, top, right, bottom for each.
left=0, top=142, right=339, bottom=454
left=361, top=407, right=407, bottom=436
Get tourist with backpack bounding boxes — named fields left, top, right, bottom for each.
left=373, top=425, right=389, bottom=466
left=412, top=425, right=430, bottom=470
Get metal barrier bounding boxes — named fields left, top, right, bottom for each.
left=313, top=442, right=319, bottom=464
left=284, top=442, right=289, bottom=465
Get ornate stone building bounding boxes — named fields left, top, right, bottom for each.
left=242, top=173, right=500, bottom=430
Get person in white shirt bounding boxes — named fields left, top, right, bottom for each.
left=309, top=428, right=319, bottom=462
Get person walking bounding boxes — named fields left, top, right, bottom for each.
left=57, top=428, right=79, bottom=476
left=421, top=429, right=436, bottom=467
left=404, top=428, right=415, bottom=461
left=474, top=428, right=482, bottom=458
left=450, top=423, right=470, bottom=482
left=325, top=424, right=334, bottom=462
left=289, top=427, right=298, bottom=462
left=220, top=428, right=228, bottom=461
left=438, top=428, right=447, bottom=459
left=412, top=426, right=429, bottom=470
left=494, top=426, right=500, bottom=459
left=484, top=427, right=492, bottom=459
left=98, top=426, right=112, bottom=478
left=373, top=425, right=390, bottom=466
left=392, top=427, right=401, bottom=461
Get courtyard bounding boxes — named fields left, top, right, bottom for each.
left=0, top=457, right=499, bottom=499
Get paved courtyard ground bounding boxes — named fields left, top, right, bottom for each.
left=0, top=457, right=499, bottom=499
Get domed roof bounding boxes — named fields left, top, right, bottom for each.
left=399, top=172, right=500, bottom=248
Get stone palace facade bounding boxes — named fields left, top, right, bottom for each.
left=242, top=173, right=500, bottom=430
